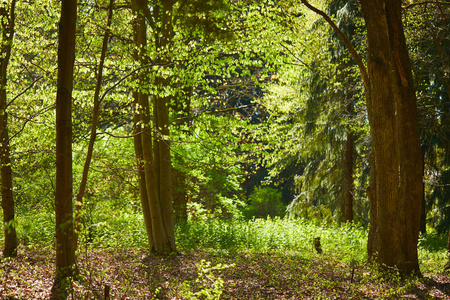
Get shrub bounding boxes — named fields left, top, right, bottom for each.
left=243, top=187, right=286, bottom=219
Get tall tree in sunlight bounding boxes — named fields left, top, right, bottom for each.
left=53, top=0, right=78, bottom=285
left=131, top=0, right=176, bottom=253
left=0, top=0, right=18, bottom=258
left=301, top=0, right=422, bottom=275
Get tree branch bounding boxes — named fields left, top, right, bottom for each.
left=6, top=75, right=43, bottom=109
left=402, top=1, right=450, bottom=10
left=300, top=0, right=369, bottom=90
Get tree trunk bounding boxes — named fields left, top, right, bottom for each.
left=73, top=0, right=114, bottom=251
left=131, top=0, right=176, bottom=253
left=131, top=0, right=154, bottom=249
left=172, top=167, right=188, bottom=223
left=154, top=0, right=176, bottom=251
left=302, top=0, right=423, bottom=276
left=344, top=98, right=355, bottom=223
left=54, top=0, right=77, bottom=280
left=0, top=0, right=18, bottom=258
left=344, top=130, right=354, bottom=223
left=172, top=87, right=192, bottom=224
left=361, top=0, right=422, bottom=275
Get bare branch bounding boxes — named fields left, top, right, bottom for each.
left=403, top=1, right=450, bottom=10
left=6, top=75, right=43, bottom=109
left=300, top=0, right=369, bottom=90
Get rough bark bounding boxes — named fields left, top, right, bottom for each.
left=0, top=0, right=18, bottom=258
left=54, top=0, right=78, bottom=280
left=361, top=0, right=422, bottom=274
left=302, top=0, right=423, bottom=275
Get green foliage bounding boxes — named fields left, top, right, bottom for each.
left=243, top=186, right=286, bottom=219
left=181, top=260, right=232, bottom=300
left=176, top=217, right=368, bottom=261
left=256, top=0, right=369, bottom=225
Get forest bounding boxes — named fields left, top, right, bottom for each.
left=1, top=0, right=450, bottom=298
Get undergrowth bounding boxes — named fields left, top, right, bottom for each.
left=8, top=207, right=448, bottom=275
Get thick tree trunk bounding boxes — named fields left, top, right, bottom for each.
left=361, top=0, right=422, bottom=275
left=301, top=0, right=423, bottom=276
left=155, top=0, right=176, bottom=251
left=0, top=0, right=18, bottom=258
left=54, top=0, right=77, bottom=280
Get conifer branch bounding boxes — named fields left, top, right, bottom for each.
left=300, top=0, right=369, bottom=90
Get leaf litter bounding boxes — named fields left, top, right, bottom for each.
left=1, top=246, right=450, bottom=299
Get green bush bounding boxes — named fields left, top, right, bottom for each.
left=243, top=187, right=286, bottom=219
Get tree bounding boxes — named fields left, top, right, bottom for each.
left=301, top=0, right=423, bottom=275
left=131, top=0, right=176, bottom=254
left=53, top=0, right=78, bottom=286
left=0, top=0, right=18, bottom=258
left=73, top=0, right=114, bottom=252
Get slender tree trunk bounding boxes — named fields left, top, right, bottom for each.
left=132, top=93, right=154, bottom=247
left=131, top=0, right=154, bottom=249
left=420, top=148, right=426, bottom=235
left=361, top=0, right=422, bottom=275
left=54, top=0, right=78, bottom=281
left=344, top=130, right=354, bottom=223
left=344, top=99, right=355, bottom=223
left=0, top=0, right=18, bottom=258
left=172, top=87, right=192, bottom=223
left=73, top=0, right=114, bottom=251
left=172, top=167, right=188, bottom=223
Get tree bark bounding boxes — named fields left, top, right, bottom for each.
left=361, top=0, right=422, bottom=275
left=132, top=0, right=176, bottom=253
left=302, top=0, right=423, bottom=275
left=344, top=99, right=355, bottom=223
left=54, top=0, right=78, bottom=280
left=155, top=0, right=176, bottom=251
left=344, top=130, right=354, bottom=223
left=0, top=0, right=18, bottom=258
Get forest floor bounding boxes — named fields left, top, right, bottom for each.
left=1, top=245, right=450, bottom=299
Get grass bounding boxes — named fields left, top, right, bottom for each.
left=1, top=207, right=450, bottom=298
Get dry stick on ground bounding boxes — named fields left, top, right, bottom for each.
left=73, top=0, right=114, bottom=251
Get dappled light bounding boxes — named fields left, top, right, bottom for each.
left=1, top=0, right=450, bottom=298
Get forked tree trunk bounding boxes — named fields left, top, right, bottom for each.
left=54, top=0, right=78, bottom=280
left=131, top=0, right=176, bottom=253
left=0, top=0, right=18, bottom=258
